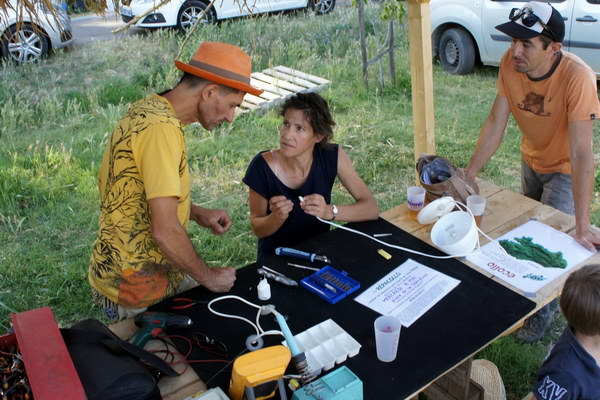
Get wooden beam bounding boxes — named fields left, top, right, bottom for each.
left=407, top=0, right=436, bottom=172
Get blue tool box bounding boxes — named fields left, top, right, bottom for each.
left=300, top=266, right=360, bottom=304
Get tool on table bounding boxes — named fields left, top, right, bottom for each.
left=258, top=266, right=298, bottom=287
left=229, top=345, right=291, bottom=400
left=287, top=262, right=320, bottom=272
left=301, top=266, right=360, bottom=304
left=267, top=306, right=322, bottom=393
left=130, top=311, right=193, bottom=347
left=275, top=247, right=331, bottom=264
left=170, top=297, right=206, bottom=310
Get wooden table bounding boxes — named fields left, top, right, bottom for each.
left=380, top=178, right=600, bottom=399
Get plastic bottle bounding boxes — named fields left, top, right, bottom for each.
left=257, top=278, right=271, bottom=300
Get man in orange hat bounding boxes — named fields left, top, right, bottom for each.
left=89, top=42, right=264, bottom=322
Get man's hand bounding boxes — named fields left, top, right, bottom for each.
left=201, top=266, right=237, bottom=293
left=300, top=194, right=329, bottom=219
left=574, top=225, right=600, bottom=253
left=190, top=205, right=231, bottom=235
left=269, top=195, right=293, bottom=221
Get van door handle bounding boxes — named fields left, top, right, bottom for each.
left=576, top=16, right=598, bottom=22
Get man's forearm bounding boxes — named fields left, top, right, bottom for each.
left=465, top=95, right=510, bottom=180
left=571, top=148, right=594, bottom=232
left=153, top=221, right=211, bottom=283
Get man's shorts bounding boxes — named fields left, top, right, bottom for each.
left=521, top=159, right=574, bottom=216
left=92, top=274, right=199, bottom=323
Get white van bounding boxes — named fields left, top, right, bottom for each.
left=430, top=0, right=600, bottom=77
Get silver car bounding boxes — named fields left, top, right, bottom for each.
left=1, top=0, right=74, bottom=63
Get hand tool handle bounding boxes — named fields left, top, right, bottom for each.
left=258, top=268, right=298, bottom=286
left=275, top=247, right=315, bottom=262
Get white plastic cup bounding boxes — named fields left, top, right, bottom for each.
left=466, top=195, right=486, bottom=226
left=407, top=186, right=426, bottom=216
left=374, top=315, right=402, bottom=362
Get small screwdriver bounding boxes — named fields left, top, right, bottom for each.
left=275, top=247, right=331, bottom=264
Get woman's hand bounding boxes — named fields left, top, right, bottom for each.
left=269, top=195, right=293, bottom=221
left=300, top=194, right=331, bottom=219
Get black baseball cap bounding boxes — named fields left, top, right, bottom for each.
left=496, top=1, right=565, bottom=43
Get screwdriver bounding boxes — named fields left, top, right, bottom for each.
left=275, top=247, right=331, bottom=264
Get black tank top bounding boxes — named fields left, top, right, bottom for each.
left=243, top=144, right=338, bottom=260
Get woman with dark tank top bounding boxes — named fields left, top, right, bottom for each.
left=243, top=92, right=379, bottom=260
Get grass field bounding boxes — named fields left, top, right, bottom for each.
left=0, top=4, right=598, bottom=399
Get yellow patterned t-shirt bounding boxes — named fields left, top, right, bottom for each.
left=89, top=94, right=189, bottom=307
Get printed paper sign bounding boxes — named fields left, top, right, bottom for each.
left=467, top=220, right=594, bottom=294
left=355, top=259, right=460, bottom=327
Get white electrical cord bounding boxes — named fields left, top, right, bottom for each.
left=207, top=295, right=283, bottom=341
left=315, top=199, right=506, bottom=259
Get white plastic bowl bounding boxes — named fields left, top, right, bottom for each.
left=431, top=211, right=477, bottom=256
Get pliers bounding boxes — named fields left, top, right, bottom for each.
left=171, top=297, right=206, bottom=310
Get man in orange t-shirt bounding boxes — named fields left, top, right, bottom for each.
left=465, top=2, right=599, bottom=342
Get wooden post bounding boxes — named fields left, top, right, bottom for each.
left=358, top=0, right=368, bottom=89
left=388, top=19, right=396, bottom=85
left=407, top=0, right=435, bottom=176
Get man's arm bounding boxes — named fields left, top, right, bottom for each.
left=465, top=94, right=511, bottom=180
left=568, top=120, right=599, bottom=252
left=149, top=196, right=236, bottom=292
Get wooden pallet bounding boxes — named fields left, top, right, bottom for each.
left=237, top=66, right=331, bottom=115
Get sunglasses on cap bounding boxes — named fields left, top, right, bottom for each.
left=509, top=6, right=557, bottom=41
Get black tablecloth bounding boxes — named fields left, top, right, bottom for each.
left=150, top=218, right=535, bottom=399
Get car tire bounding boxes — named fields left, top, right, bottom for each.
left=1, top=23, right=49, bottom=64
left=310, top=0, right=335, bottom=15
left=177, top=1, right=216, bottom=33
left=438, top=28, right=476, bottom=75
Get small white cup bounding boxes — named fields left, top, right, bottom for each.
left=407, top=186, right=426, bottom=212
left=467, top=195, right=486, bottom=226
left=374, top=315, right=402, bottom=362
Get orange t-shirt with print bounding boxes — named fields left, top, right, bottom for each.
left=497, top=49, right=599, bottom=174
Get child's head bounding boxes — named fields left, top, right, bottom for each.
left=560, top=264, right=600, bottom=336
left=280, top=92, right=335, bottom=147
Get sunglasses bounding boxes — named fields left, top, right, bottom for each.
left=192, top=332, right=229, bottom=357
left=509, top=6, right=556, bottom=41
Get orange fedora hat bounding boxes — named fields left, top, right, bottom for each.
left=175, top=42, right=263, bottom=96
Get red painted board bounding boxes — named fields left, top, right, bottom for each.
left=11, top=307, right=87, bottom=400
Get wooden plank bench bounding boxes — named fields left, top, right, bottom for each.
left=238, top=66, right=331, bottom=115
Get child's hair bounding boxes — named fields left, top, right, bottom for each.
left=280, top=92, right=335, bottom=147
left=560, top=264, right=600, bottom=336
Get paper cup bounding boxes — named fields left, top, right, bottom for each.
left=374, top=315, right=401, bottom=362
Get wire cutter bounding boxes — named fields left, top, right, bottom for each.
left=171, top=297, right=205, bottom=310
